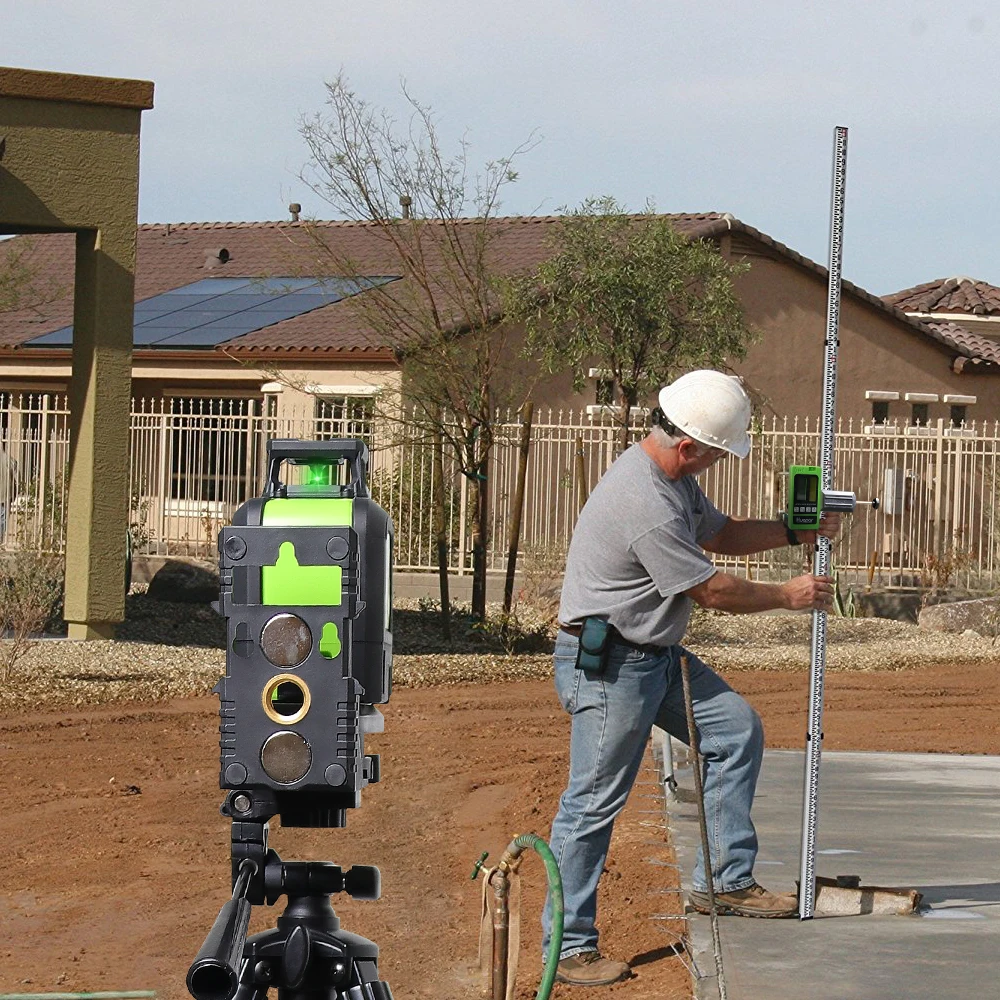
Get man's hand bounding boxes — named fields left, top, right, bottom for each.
left=795, top=512, right=842, bottom=545
left=781, top=574, right=835, bottom=611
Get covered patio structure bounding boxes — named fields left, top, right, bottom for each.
left=0, top=66, right=153, bottom=638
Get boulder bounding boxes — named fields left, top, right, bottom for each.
left=146, top=559, right=220, bottom=604
left=917, top=596, right=1000, bottom=637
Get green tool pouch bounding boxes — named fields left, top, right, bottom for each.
left=575, top=617, right=612, bottom=674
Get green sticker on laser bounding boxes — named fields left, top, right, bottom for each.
left=262, top=541, right=342, bottom=606
left=319, top=622, right=342, bottom=659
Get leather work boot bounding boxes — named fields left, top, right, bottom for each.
left=555, top=951, right=631, bottom=986
left=689, top=881, right=798, bottom=918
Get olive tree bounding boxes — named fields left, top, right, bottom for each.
left=506, top=197, right=756, bottom=454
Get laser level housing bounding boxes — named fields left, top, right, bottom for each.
left=212, top=438, right=393, bottom=829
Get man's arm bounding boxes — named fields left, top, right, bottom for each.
left=686, top=570, right=834, bottom=614
left=703, top=513, right=842, bottom=556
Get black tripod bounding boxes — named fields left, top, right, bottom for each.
left=188, top=807, right=393, bottom=1000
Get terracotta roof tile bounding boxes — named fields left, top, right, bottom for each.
left=921, top=321, right=1000, bottom=368
left=3, top=215, right=998, bottom=372
left=884, top=277, right=1000, bottom=316
left=0, top=215, right=725, bottom=353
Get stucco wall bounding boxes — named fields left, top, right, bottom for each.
left=732, top=253, right=1000, bottom=424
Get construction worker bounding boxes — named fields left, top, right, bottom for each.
left=544, top=369, right=840, bottom=986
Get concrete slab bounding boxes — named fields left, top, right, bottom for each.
left=665, top=749, right=1000, bottom=1000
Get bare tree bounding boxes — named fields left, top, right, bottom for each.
left=0, top=237, right=60, bottom=315
left=294, top=74, right=540, bottom=621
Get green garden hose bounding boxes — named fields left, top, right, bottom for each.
left=480, top=833, right=563, bottom=1000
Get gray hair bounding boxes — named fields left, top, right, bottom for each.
left=651, top=422, right=711, bottom=455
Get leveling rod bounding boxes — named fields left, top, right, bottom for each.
left=790, top=127, right=883, bottom=918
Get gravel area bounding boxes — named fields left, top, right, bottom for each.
left=2, top=595, right=997, bottom=709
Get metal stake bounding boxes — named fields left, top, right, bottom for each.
left=798, top=125, right=849, bottom=921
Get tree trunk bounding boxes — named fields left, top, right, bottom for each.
left=617, top=389, right=639, bottom=455
left=470, top=442, right=491, bottom=620
left=431, top=419, right=451, bottom=640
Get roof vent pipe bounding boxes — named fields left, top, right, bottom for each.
left=204, top=248, right=230, bottom=268
left=289, top=203, right=301, bottom=222
left=399, top=195, right=412, bottom=220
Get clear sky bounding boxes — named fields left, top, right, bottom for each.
left=3, top=1, right=996, bottom=296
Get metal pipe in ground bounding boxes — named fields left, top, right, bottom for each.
left=652, top=725, right=678, bottom=802
left=680, top=654, right=728, bottom=1000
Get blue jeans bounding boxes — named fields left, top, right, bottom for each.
left=542, top=632, right=764, bottom=960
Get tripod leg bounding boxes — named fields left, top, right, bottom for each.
left=350, top=959, right=393, bottom=1000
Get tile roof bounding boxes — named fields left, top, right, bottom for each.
left=921, top=321, right=1000, bottom=369
left=0, top=215, right=724, bottom=354
left=1, top=215, right=997, bottom=371
left=884, top=276, right=1000, bottom=316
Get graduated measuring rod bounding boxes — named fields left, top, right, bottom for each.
left=794, top=127, right=879, bottom=920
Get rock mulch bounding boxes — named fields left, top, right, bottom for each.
left=3, top=597, right=997, bottom=709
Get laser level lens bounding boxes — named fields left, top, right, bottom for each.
left=307, top=462, right=332, bottom=485
left=260, top=731, right=312, bottom=784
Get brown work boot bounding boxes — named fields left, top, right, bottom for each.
left=689, top=881, right=798, bottom=918
left=555, top=951, right=631, bottom=986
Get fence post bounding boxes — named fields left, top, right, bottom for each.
left=457, top=464, right=468, bottom=576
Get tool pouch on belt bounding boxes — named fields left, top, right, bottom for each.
left=575, top=616, right=611, bottom=674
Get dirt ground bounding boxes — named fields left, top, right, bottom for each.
left=1, top=659, right=998, bottom=1000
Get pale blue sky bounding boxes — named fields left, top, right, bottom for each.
left=3, top=0, right=996, bottom=295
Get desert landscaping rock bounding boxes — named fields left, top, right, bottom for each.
left=1, top=598, right=997, bottom=710
left=917, top=595, right=1000, bottom=636
left=146, top=559, right=221, bottom=603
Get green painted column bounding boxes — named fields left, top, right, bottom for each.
left=0, top=67, right=153, bottom=639
left=63, top=227, right=135, bottom=639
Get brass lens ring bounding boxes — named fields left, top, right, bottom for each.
left=261, top=673, right=312, bottom=725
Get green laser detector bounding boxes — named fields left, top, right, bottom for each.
left=786, top=464, right=879, bottom=531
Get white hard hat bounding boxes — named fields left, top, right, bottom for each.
left=657, top=370, right=752, bottom=459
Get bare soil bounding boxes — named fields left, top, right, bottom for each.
left=1, top=659, right=997, bottom=1000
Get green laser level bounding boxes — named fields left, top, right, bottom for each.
left=212, top=438, right=393, bottom=829
left=189, top=437, right=396, bottom=1000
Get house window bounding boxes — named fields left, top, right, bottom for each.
left=950, top=405, right=967, bottom=427
left=871, top=400, right=889, bottom=425
left=595, top=377, right=616, bottom=406
left=169, top=396, right=260, bottom=501
left=911, top=403, right=929, bottom=427
left=314, top=394, right=375, bottom=441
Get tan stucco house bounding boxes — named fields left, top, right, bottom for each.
left=2, top=214, right=998, bottom=426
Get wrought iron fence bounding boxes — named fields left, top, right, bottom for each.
left=3, top=392, right=1000, bottom=592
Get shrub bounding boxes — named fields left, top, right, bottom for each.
left=0, top=551, right=64, bottom=681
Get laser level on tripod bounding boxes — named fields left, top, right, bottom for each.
left=188, top=438, right=395, bottom=1000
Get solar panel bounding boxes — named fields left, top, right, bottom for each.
left=23, top=275, right=399, bottom=349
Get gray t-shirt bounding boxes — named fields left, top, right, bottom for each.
left=558, top=443, right=728, bottom=647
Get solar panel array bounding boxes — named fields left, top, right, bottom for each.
left=26, top=276, right=397, bottom=349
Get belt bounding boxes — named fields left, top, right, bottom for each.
left=558, top=622, right=666, bottom=656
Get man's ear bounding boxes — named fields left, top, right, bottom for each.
left=676, top=437, right=700, bottom=460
